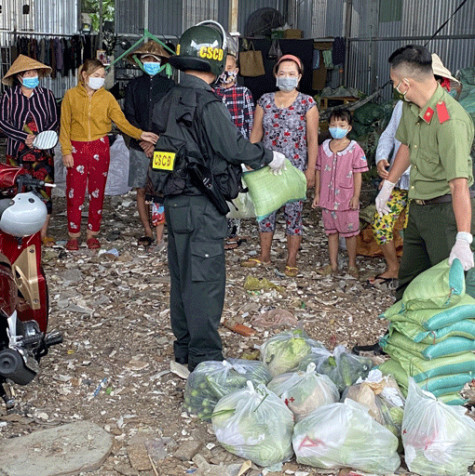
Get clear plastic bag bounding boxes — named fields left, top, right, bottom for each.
left=227, top=192, right=255, bottom=219
left=184, top=359, right=271, bottom=421
left=212, top=381, right=294, bottom=468
left=292, top=399, right=401, bottom=473
left=298, top=345, right=373, bottom=392
left=342, top=369, right=405, bottom=436
left=260, top=329, right=325, bottom=377
left=267, top=362, right=339, bottom=421
left=402, top=378, right=475, bottom=476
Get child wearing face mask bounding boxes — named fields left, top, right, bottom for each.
left=215, top=52, right=255, bottom=248
left=312, top=109, right=368, bottom=277
left=60, top=59, right=158, bottom=251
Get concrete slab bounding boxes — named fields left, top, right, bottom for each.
left=0, top=420, right=112, bottom=476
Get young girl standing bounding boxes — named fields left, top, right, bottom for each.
left=312, top=109, right=368, bottom=277
left=60, top=59, right=157, bottom=250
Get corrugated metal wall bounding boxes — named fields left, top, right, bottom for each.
left=0, top=0, right=80, bottom=98
left=337, top=0, right=475, bottom=100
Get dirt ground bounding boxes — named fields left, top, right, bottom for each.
left=1, top=186, right=472, bottom=476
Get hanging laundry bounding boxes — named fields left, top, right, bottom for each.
left=322, top=49, right=333, bottom=69
left=332, top=37, right=345, bottom=65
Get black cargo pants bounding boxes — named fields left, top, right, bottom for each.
left=395, top=198, right=475, bottom=301
left=164, top=194, right=227, bottom=371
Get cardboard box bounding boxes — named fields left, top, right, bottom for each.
left=284, top=29, right=303, bottom=39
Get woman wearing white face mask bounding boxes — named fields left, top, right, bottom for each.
left=0, top=54, right=58, bottom=245
left=60, top=59, right=158, bottom=251
left=241, top=54, right=319, bottom=277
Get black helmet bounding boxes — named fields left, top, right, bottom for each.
left=169, top=20, right=227, bottom=77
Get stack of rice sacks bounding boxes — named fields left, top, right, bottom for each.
left=379, top=259, right=475, bottom=405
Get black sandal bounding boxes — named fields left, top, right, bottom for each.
left=137, top=236, right=154, bottom=247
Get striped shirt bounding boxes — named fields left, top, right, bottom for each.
left=0, top=85, right=58, bottom=156
left=214, top=84, right=254, bottom=139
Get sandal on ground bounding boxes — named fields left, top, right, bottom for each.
left=366, top=274, right=397, bottom=289
left=148, top=240, right=166, bottom=253
left=347, top=266, right=360, bottom=279
left=41, top=236, right=56, bottom=247
left=240, top=258, right=271, bottom=268
left=86, top=237, right=100, bottom=250
left=66, top=239, right=79, bottom=251
left=137, top=236, right=154, bottom=247
left=317, top=264, right=338, bottom=276
left=225, top=239, right=244, bottom=250
left=284, top=266, right=299, bottom=277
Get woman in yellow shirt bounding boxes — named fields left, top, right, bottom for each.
left=60, top=59, right=157, bottom=250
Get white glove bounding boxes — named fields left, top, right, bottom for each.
left=375, top=180, right=396, bottom=216
left=268, top=151, right=286, bottom=175
left=449, top=232, right=474, bottom=271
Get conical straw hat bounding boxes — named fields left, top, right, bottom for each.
left=2, top=54, right=52, bottom=86
left=126, top=40, right=171, bottom=65
left=431, top=53, right=459, bottom=84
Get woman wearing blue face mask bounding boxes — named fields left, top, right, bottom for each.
left=124, top=41, right=175, bottom=249
left=241, top=54, right=319, bottom=277
left=0, top=54, right=58, bottom=245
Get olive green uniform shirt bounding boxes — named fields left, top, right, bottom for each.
left=395, top=84, right=474, bottom=200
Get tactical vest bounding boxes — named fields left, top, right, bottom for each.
left=147, top=85, right=244, bottom=214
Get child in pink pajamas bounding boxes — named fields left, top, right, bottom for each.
left=312, top=109, right=368, bottom=277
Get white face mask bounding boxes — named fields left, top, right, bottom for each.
left=88, top=77, right=105, bottom=90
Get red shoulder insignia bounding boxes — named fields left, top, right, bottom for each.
left=436, top=101, right=450, bottom=123
left=423, top=107, right=434, bottom=123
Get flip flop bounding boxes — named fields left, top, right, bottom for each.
left=284, top=266, right=299, bottom=277
left=347, top=266, right=360, bottom=279
left=66, top=238, right=79, bottom=251
left=240, top=258, right=271, bottom=268
left=317, top=264, right=338, bottom=276
left=86, top=237, right=101, bottom=250
left=137, top=236, right=154, bottom=247
left=225, top=239, right=244, bottom=250
left=366, top=274, right=397, bottom=288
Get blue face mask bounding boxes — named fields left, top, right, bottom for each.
left=22, top=75, right=39, bottom=89
left=143, top=62, right=161, bottom=76
left=276, top=76, right=299, bottom=92
left=329, top=127, right=349, bottom=139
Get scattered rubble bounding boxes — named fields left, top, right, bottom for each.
left=2, top=192, right=473, bottom=475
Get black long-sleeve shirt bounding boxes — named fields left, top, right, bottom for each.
left=124, top=73, right=174, bottom=150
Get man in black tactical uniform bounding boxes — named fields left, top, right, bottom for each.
left=152, top=21, right=286, bottom=371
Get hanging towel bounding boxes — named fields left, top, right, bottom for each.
left=322, top=49, right=333, bottom=68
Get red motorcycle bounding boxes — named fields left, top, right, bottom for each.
left=0, top=131, right=62, bottom=409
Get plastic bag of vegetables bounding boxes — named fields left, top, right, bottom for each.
left=402, top=378, right=475, bottom=476
left=298, top=345, right=373, bottom=392
left=293, top=399, right=401, bottom=473
left=260, top=329, right=324, bottom=377
left=267, top=363, right=339, bottom=421
left=184, top=359, right=272, bottom=421
left=212, top=381, right=294, bottom=468
left=342, top=369, right=405, bottom=436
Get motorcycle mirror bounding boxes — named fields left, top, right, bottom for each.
left=32, top=130, right=58, bottom=150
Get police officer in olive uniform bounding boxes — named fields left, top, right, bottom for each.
left=376, top=45, right=474, bottom=300
left=152, top=21, right=286, bottom=371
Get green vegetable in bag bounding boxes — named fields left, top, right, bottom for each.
left=242, top=160, right=307, bottom=221
left=212, top=381, right=294, bottom=468
left=293, top=399, right=401, bottom=473
left=184, top=359, right=271, bottom=421
left=402, top=379, right=475, bottom=475
left=260, top=329, right=324, bottom=377
left=298, top=345, right=373, bottom=392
